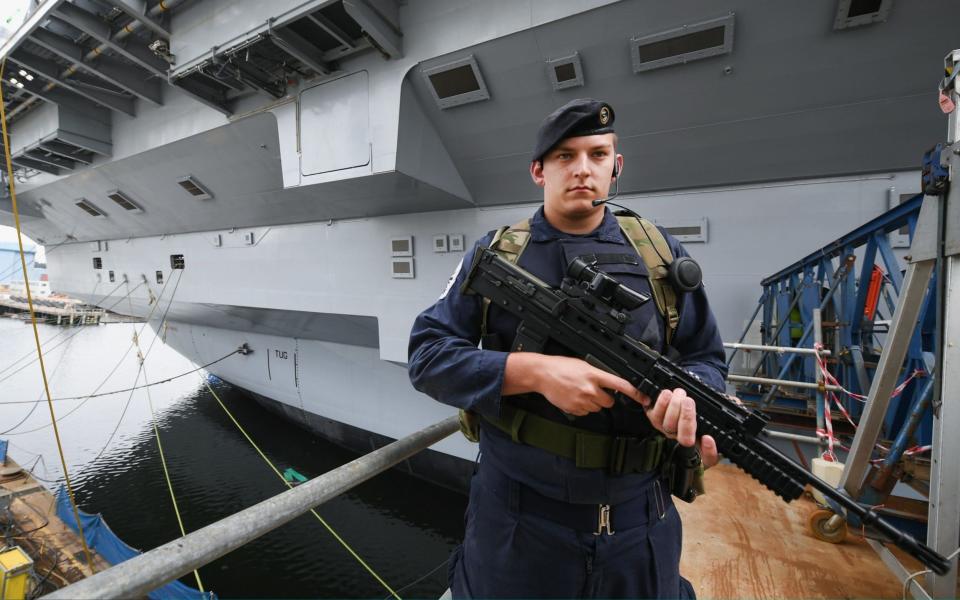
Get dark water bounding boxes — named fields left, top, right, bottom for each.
left=0, top=319, right=466, bottom=598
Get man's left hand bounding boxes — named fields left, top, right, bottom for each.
left=639, top=388, right=720, bottom=469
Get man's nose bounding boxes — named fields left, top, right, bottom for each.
left=572, top=153, right=590, bottom=177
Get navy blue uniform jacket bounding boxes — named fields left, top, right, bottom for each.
left=409, top=207, right=727, bottom=505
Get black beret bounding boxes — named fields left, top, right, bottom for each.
left=531, top=98, right=615, bottom=163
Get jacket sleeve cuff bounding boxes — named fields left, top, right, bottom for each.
left=682, top=363, right=727, bottom=393
left=470, top=349, right=510, bottom=418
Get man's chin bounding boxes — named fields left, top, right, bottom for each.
left=564, top=197, right=604, bottom=215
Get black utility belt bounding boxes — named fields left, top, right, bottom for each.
left=481, top=404, right=667, bottom=475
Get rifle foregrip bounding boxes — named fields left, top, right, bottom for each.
left=699, top=415, right=806, bottom=501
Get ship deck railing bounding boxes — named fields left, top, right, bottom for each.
left=42, top=416, right=460, bottom=600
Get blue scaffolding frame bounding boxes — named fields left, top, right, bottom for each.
left=730, top=192, right=937, bottom=459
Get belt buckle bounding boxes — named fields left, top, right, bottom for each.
left=594, top=504, right=615, bottom=536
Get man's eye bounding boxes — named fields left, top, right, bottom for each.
left=593, top=151, right=608, bottom=158
left=557, top=153, right=572, bottom=160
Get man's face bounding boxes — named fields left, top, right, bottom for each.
left=531, top=133, right=622, bottom=222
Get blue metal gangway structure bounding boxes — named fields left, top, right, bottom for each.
left=727, top=192, right=938, bottom=531
left=731, top=192, right=934, bottom=432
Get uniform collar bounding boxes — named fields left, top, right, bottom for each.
left=529, top=206, right=624, bottom=243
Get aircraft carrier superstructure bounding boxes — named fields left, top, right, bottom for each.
left=1, top=0, right=957, bottom=490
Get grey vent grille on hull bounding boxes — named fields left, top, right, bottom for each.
left=177, top=176, right=213, bottom=200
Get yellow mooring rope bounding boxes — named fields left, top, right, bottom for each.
left=202, top=379, right=402, bottom=599
left=0, top=58, right=95, bottom=570
left=127, top=282, right=205, bottom=592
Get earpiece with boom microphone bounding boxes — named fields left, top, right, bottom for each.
left=592, top=165, right=702, bottom=293
left=593, top=163, right=621, bottom=208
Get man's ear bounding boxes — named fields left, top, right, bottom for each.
left=530, top=160, right=545, bottom=187
left=612, top=154, right=624, bottom=179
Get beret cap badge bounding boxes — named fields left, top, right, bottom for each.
left=599, top=105, right=611, bottom=125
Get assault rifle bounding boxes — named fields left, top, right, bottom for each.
left=461, top=247, right=950, bottom=576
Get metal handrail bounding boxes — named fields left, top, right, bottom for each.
left=727, top=373, right=842, bottom=392
left=43, top=416, right=460, bottom=600
left=724, top=342, right=832, bottom=357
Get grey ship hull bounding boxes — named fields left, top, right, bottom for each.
left=3, top=0, right=958, bottom=490
left=48, top=169, right=922, bottom=492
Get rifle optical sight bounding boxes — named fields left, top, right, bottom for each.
left=567, top=257, right=650, bottom=311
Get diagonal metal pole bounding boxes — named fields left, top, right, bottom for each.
left=925, top=48, right=960, bottom=598
left=725, top=293, right=764, bottom=368
left=838, top=232, right=935, bottom=499
left=43, top=416, right=459, bottom=600
left=750, top=281, right=808, bottom=378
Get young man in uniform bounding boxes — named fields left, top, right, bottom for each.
left=408, top=99, right=727, bottom=598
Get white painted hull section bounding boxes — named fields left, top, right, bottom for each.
left=162, top=321, right=475, bottom=463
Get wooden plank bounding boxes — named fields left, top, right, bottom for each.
left=676, top=463, right=951, bottom=598
left=1, top=459, right=110, bottom=587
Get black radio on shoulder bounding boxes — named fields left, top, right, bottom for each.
left=592, top=196, right=704, bottom=293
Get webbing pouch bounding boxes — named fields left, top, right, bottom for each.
left=662, top=441, right=705, bottom=503
left=508, top=408, right=527, bottom=443
left=459, top=409, right=481, bottom=443
left=574, top=432, right=606, bottom=469
left=603, top=435, right=666, bottom=475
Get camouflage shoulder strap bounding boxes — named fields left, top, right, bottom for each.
left=480, top=218, right=532, bottom=336
left=616, top=216, right=680, bottom=345
left=459, top=218, right=533, bottom=443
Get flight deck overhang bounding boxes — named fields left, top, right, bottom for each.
left=0, top=111, right=477, bottom=245
left=399, top=0, right=955, bottom=206
left=0, top=0, right=175, bottom=121
left=4, top=0, right=960, bottom=246
left=167, top=0, right=401, bottom=114
left=0, top=0, right=66, bottom=61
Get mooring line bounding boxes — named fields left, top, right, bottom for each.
left=0, top=350, right=240, bottom=406
left=202, top=379, right=402, bottom=600
left=0, top=57, right=94, bottom=571
left=0, top=280, right=145, bottom=386
left=2, top=272, right=174, bottom=435
left=0, top=331, right=77, bottom=435
left=89, top=270, right=183, bottom=464
left=0, top=279, right=132, bottom=380
left=129, top=290, right=206, bottom=593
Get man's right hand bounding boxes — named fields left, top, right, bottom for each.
left=502, top=353, right=643, bottom=416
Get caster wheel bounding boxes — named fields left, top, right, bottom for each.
left=808, top=508, right=847, bottom=544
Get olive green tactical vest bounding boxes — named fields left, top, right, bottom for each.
left=481, top=214, right=680, bottom=346
left=458, top=214, right=681, bottom=445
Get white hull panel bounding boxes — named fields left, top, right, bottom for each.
left=162, top=320, right=477, bottom=487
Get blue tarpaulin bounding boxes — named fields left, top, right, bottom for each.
left=0, top=439, right=7, bottom=464
left=56, top=488, right=215, bottom=600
